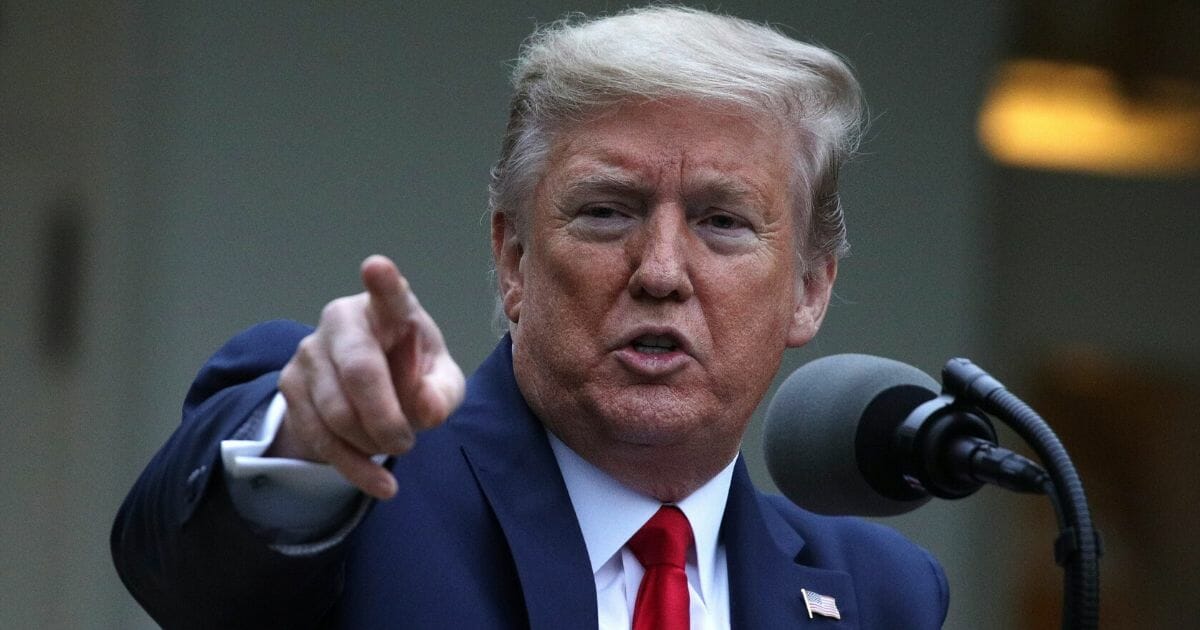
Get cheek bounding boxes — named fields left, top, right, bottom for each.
left=713, top=251, right=796, bottom=311
left=700, top=262, right=795, bottom=366
left=522, top=243, right=625, bottom=337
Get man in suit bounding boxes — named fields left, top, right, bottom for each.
left=113, top=6, right=949, bottom=628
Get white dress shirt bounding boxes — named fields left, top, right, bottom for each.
left=221, top=393, right=736, bottom=628
left=221, top=393, right=364, bottom=541
left=547, top=432, right=734, bottom=630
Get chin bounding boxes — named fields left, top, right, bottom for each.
left=585, top=384, right=718, bottom=446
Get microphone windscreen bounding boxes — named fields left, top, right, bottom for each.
left=763, top=353, right=939, bottom=516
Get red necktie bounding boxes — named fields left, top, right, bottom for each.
left=628, top=506, right=693, bottom=630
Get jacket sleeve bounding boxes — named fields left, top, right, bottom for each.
left=111, top=320, right=353, bottom=629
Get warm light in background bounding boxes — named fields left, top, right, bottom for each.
left=979, top=59, right=1200, bottom=177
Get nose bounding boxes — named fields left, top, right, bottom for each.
left=627, top=206, right=694, bottom=301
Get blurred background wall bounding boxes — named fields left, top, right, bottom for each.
left=1, top=1, right=1195, bottom=627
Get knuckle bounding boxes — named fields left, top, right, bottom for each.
left=296, top=333, right=321, bottom=355
left=277, top=364, right=298, bottom=392
left=288, top=336, right=322, bottom=373
left=277, top=369, right=304, bottom=402
left=317, top=398, right=355, bottom=434
left=338, top=353, right=382, bottom=392
left=319, top=296, right=353, bottom=322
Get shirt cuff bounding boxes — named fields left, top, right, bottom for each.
left=220, top=392, right=362, bottom=544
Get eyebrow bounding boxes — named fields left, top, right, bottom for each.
left=558, top=170, right=656, bottom=201
left=682, top=171, right=769, bottom=209
left=559, top=167, right=769, bottom=210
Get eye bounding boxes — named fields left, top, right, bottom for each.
left=581, top=205, right=623, bottom=220
left=695, top=210, right=759, bottom=253
left=567, top=203, right=637, bottom=240
left=699, top=212, right=750, bottom=232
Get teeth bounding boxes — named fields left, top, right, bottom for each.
left=633, top=334, right=678, bottom=354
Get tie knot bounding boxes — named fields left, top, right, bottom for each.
left=628, top=506, right=693, bottom=569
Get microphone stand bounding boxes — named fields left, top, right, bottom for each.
left=942, top=359, right=1100, bottom=630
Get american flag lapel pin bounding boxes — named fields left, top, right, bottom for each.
left=801, top=588, right=842, bottom=620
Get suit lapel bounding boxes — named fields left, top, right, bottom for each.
left=723, top=458, right=860, bottom=629
left=454, top=338, right=598, bottom=630
left=451, top=339, right=862, bottom=628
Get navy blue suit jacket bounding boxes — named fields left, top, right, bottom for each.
left=113, top=320, right=948, bottom=629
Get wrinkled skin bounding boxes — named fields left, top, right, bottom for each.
left=494, top=99, right=836, bottom=501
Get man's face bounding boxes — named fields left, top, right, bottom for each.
left=495, top=99, right=834, bottom=478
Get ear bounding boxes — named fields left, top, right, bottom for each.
left=491, top=211, right=525, bottom=324
left=786, top=256, right=837, bottom=348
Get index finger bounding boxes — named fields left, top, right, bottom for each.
left=360, top=255, right=415, bottom=342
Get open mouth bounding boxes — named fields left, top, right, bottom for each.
left=632, top=333, right=680, bottom=354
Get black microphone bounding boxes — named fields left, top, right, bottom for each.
left=763, top=353, right=1047, bottom=517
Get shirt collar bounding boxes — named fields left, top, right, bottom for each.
left=547, top=430, right=736, bottom=604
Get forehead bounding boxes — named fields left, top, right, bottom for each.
left=540, top=100, right=797, bottom=204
